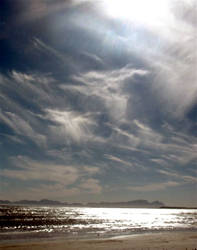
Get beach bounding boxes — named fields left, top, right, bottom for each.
left=0, top=231, right=196, bottom=250
left=1, top=206, right=196, bottom=249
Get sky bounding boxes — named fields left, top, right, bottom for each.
left=0, top=0, right=196, bottom=206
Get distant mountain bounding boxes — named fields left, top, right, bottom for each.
left=14, top=199, right=64, bottom=206
left=0, top=200, right=11, bottom=204
left=151, top=200, right=164, bottom=206
left=87, top=200, right=165, bottom=208
left=0, top=199, right=67, bottom=206
left=0, top=199, right=164, bottom=207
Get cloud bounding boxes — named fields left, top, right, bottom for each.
left=45, top=109, right=95, bottom=143
left=80, top=51, right=105, bottom=67
left=105, top=154, right=133, bottom=167
left=68, top=66, right=149, bottom=121
left=79, top=178, right=102, bottom=194
left=1, top=0, right=196, bottom=204
left=0, top=110, right=46, bottom=147
left=2, top=156, right=79, bottom=185
left=0, top=181, right=80, bottom=201
left=0, top=133, right=24, bottom=144
left=150, top=158, right=167, bottom=167
left=27, top=184, right=79, bottom=200
left=0, top=154, right=103, bottom=199
left=33, top=38, right=76, bottom=70
left=0, top=154, right=103, bottom=200
left=133, top=120, right=163, bottom=148
left=82, top=166, right=100, bottom=175
left=127, top=181, right=180, bottom=192
left=148, top=1, right=197, bottom=119
left=108, top=123, right=140, bottom=147
left=158, top=169, right=197, bottom=184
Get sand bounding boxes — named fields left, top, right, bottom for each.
left=0, top=231, right=196, bottom=250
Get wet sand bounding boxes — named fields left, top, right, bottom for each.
left=0, top=231, right=196, bottom=250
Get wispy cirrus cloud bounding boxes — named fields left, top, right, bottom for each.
left=149, top=2, right=197, bottom=120
left=105, top=154, right=133, bottom=167
left=2, top=156, right=79, bottom=185
left=0, top=0, right=196, bottom=205
left=45, top=109, right=95, bottom=143
left=67, top=66, right=149, bottom=121
left=0, top=111, right=46, bottom=147
left=0, top=155, right=102, bottom=200
left=127, top=181, right=180, bottom=192
left=158, top=169, right=197, bottom=184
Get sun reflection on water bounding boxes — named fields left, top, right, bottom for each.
left=69, top=207, right=197, bottom=234
left=0, top=206, right=196, bottom=238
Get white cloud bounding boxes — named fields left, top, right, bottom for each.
left=46, top=109, right=95, bottom=143
left=81, top=51, right=105, bottom=66
left=0, top=155, right=102, bottom=193
left=0, top=183, right=80, bottom=201
left=82, top=166, right=100, bottom=175
left=79, top=178, right=102, bottom=194
left=11, top=71, right=53, bottom=103
left=33, top=38, right=73, bottom=67
left=0, top=110, right=46, bottom=147
left=158, top=169, right=197, bottom=184
left=68, top=66, right=149, bottom=121
left=150, top=158, right=167, bottom=166
left=1, top=156, right=79, bottom=185
left=127, top=181, right=180, bottom=192
left=109, top=124, right=140, bottom=147
left=105, top=154, right=133, bottom=167
left=148, top=1, right=197, bottom=118
left=0, top=134, right=24, bottom=144
left=134, top=120, right=163, bottom=147
left=29, top=184, right=79, bottom=200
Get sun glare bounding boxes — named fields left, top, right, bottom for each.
left=102, top=0, right=171, bottom=26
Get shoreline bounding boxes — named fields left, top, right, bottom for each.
left=0, top=231, right=196, bottom=250
left=1, top=228, right=197, bottom=243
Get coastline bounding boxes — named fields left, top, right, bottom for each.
left=0, top=231, right=196, bottom=250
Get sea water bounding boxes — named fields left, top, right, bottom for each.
left=0, top=205, right=197, bottom=241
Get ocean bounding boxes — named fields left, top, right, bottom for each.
left=0, top=205, right=197, bottom=242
